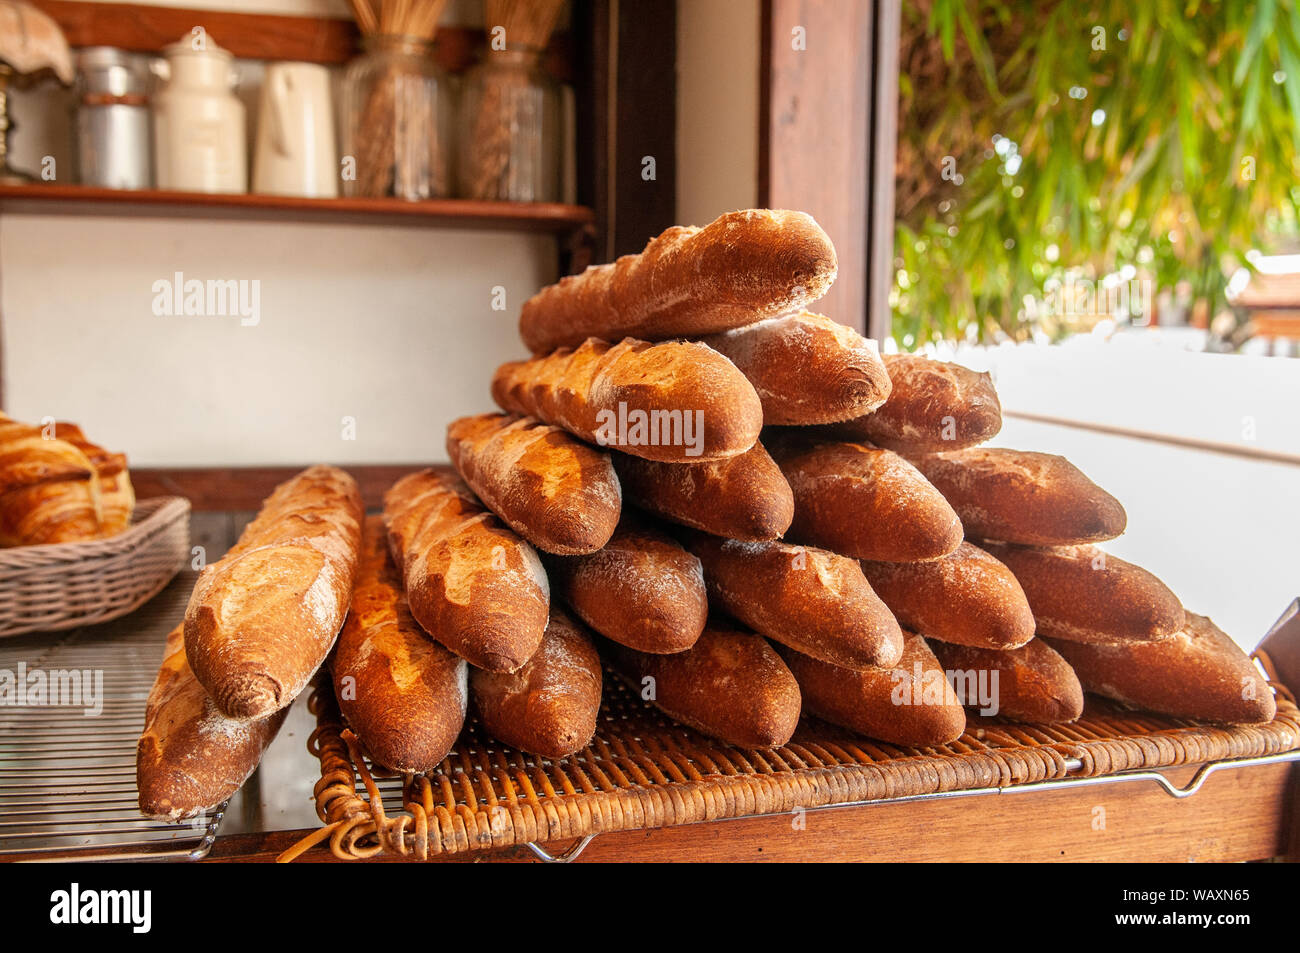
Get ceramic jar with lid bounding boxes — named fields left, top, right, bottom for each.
left=152, top=36, right=246, bottom=193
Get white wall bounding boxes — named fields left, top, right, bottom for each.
left=675, top=0, right=760, bottom=225
left=2, top=0, right=545, bottom=465
left=2, top=213, right=550, bottom=466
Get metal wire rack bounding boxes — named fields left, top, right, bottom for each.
left=0, top=579, right=222, bottom=861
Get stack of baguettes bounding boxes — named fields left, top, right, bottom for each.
left=431, top=207, right=1277, bottom=756
left=136, top=208, right=1278, bottom=821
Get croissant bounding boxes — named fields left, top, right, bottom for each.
left=55, top=422, right=135, bottom=537
left=0, top=414, right=101, bottom=546
left=0, top=412, right=135, bottom=546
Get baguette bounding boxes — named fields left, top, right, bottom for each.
left=980, top=542, right=1184, bottom=644
left=446, top=412, right=621, bottom=555
left=697, top=312, right=891, bottom=425
left=383, top=467, right=549, bottom=673
left=777, top=633, right=966, bottom=747
left=770, top=437, right=963, bottom=561
left=184, top=465, right=363, bottom=720
left=1046, top=613, right=1276, bottom=724
left=544, top=513, right=707, bottom=653
left=492, top=337, right=763, bottom=463
left=612, top=441, right=794, bottom=540
left=470, top=606, right=603, bottom=759
left=910, top=448, right=1127, bottom=545
left=929, top=639, right=1084, bottom=724
left=519, top=209, right=838, bottom=353
left=604, top=623, right=801, bottom=748
left=860, top=542, right=1034, bottom=650
left=818, top=354, right=1001, bottom=452
left=331, top=516, right=467, bottom=774
left=684, top=532, right=903, bottom=669
left=137, top=625, right=289, bottom=819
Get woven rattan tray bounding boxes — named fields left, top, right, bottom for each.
left=0, top=496, right=190, bottom=638
left=289, top=653, right=1300, bottom=861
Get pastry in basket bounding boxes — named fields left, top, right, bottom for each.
left=54, top=421, right=135, bottom=537
left=0, top=411, right=103, bottom=546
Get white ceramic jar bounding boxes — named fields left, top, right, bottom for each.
left=152, top=37, right=246, bottom=193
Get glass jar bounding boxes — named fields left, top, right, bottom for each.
left=458, top=46, right=561, bottom=202
left=341, top=34, right=452, bottom=200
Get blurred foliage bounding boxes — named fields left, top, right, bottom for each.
left=894, top=0, right=1300, bottom=345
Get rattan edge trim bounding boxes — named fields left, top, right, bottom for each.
left=293, top=693, right=1300, bottom=861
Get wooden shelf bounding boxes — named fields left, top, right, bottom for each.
left=0, top=184, right=596, bottom=235
left=31, top=1, right=577, bottom=81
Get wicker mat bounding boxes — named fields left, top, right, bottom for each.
left=288, top=656, right=1300, bottom=861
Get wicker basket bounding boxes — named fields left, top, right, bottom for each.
left=288, top=654, right=1300, bottom=861
left=0, top=496, right=190, bottom=638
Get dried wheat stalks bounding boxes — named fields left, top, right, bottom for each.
left=346, top=0, right=451, bottom=198
left=464, top=0, right=565, bottom=200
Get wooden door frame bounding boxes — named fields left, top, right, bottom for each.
left=759, top=0, right=900, bottom=340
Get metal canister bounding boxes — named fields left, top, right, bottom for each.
left=75, top=47, right=151, bottom=189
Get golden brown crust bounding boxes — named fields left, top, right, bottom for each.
left=770, top=436, right=963, bottom=561
left=470, top=606, right=603, bottom=759
left=860, top=542, right=1034, bottom=650
left=819, top=354, right=1001, bottom=452
left=382, top=467, right=549, bottom=673
left=980, top=542, right=1184, bottom=644
left=685, top=532, right=903, bottom=670
left=446, top=413, right=621, bottom=556
left=136, top=626, right=289, bottom=819
left=492, top=337, right=763, bottom=463
left=519, top=209, right=838, bottom=353
left=332, top=517, right=467, bottom=774
left=184, top=465, right=363, bottom=720
left=544, top=513, right=707, bottom=654
left=55, top=422, right=134, bottom=536
left=0, top=412, right=103, bottom=545
left=604, top=623, right=801, bottom=748
left=778, top=633, right=966, bottom=747
left=1046, top=613, right=1277, bottom=724
left=929, top=638, right=1084, bottom=724
left=612, top=441, right=794, bottom=540
left=698, top=312, right=891, bottom=425
left=911, top=448, right=1127, bottom=546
